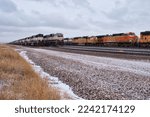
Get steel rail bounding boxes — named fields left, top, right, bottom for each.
left=59, top=46, right=150, bottom=56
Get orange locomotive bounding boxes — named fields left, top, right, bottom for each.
left=69, top=32, right=138, bottom=47
left=139, top=31, right=150, bottom=47
left=102, top=32, right=138, bottom=47
left=72, top=36, right=88, bottom=45
left=86, top=36, right=98, bottom=45
left=64, top=32, right=150, bottom=48
left=72, top=36, right=99, bottom=46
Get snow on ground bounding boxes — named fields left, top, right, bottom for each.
left=32, top=49, right=150, bottom=77
left=19, top=50, right=82, bottom=100
left=0, top=80, right=3, bottom=90
left=18, top=47, right=150, bottom=100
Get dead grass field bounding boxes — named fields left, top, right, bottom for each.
left=0, top=44, right=60, bottom=100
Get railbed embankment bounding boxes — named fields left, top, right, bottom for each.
left=23, top=47, right=150, bottom=100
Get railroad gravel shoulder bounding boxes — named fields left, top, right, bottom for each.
left=23, top=47, right=150, bottom=100
left=42, top=47, right=150, bottom=60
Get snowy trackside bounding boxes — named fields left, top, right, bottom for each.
left=20, top=47, right=150, bottom=100
left=19, top=50, right=82, bottom=100
left=33, top=49, right=150, bottom=77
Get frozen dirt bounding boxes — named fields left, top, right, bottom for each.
left=20, top=47, right=150, bottom=100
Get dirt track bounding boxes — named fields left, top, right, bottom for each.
left=21, top=47, right=150, bottom=100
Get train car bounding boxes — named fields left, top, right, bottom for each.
left=27, top=34, right=44, bottom=46
left=72, top=36, right=88, bottom=45
left=22, top=38, right=28, bottom=46
left=18, top=38, right=27, bottom=46
left=96, top=35, right=106, bottom=46
left=43, top=33, right=64, bottom=46
left=86, top=36, right=98, bottom=46
left=63, top=38, right=69, bottom=45
left=27, top=36, right=34, bottom=46
left=33, top=34, right=44, bottom=46
left=71, top=37, right=80, bottom=45
left=12, top=33, right=63, bottom=46
left=139, top=31, right=150, bottom=47
left=103, top=32, right=138, bottom=47
left=63, top=38, right=73, bottom=45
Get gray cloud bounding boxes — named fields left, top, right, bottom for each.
left=29, top=0, right=90, bottom=7
left=104, top=0, right=150, bottom=22
left=0, top=0, right=17, bottom=13
left=0, top=0, right=92, bottom=30
left=0, top=0, right=150, bottom=42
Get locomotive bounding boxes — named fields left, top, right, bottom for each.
left=12, top=33, right=63, bottom=46
left=64, top=31, right=150, bottom=48
left=64, top=32, right=138, bottom=47
left=139, top=31, right=150, bottom=47
left=102, top=32, right=138, bottom=47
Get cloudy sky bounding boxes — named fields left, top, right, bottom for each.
left=0, top=0, right=150, bottom=42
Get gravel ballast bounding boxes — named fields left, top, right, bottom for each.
left=22, top=47, right=150, bottom=100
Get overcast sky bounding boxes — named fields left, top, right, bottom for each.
left=0, top=0, right=150, bottom=42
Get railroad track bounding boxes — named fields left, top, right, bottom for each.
left=59, top=46, right=150, bottom=56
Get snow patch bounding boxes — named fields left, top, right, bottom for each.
left=0, top=80, right=3, bottom=90
left=19, top=50, right=82, bottom=100
left=0, top=80, right=7, bottom=91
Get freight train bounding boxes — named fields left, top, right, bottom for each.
left=11, top=31, right=150, bottom=48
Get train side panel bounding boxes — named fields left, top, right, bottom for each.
left=103, top=32, right=138, bottom=47
left=72, top=37, right=88, bottom=45
left=86, top=36, right=98, bottom=45
left=139, top=31, right=150, bottom=47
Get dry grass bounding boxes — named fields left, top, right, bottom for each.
left=0, top=44, right=60, bottom=100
